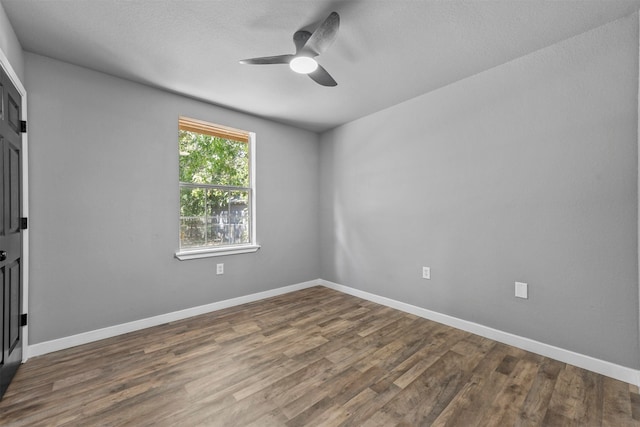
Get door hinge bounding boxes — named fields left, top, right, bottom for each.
left=20, top=313, right=27, bottom=327
left=20, top=217, right=27, bottom=230
left=20, top=120, right=26, bottom=133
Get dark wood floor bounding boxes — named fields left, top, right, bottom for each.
left=1, top=286, right=639, bottom=426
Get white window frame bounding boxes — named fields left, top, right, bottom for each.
left=175, top=120, right=259, bottom=260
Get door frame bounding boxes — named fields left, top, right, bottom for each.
left=0, top=47, right=28, bottom=363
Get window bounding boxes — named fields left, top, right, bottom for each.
left=175, top=116, right=258, bottom=260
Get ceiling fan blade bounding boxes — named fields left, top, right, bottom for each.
left=293, top=31, right=312, bottom=54
left=308, top=65, right=337, bottom=87
left=239, top=54, right=294, bottom=65
left=300, top=11, right=340, bottom=56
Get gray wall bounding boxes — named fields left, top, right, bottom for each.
left=25, top=53, right=320, bottom=344
left=0, top=0, right=23, bottom=81
left=320, top=14, right=639, bottom=368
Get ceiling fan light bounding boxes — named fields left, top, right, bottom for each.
left=289, top=56, right=318, bottom=74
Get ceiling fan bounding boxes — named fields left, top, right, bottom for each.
left=239, top=11, right=340, bottom=87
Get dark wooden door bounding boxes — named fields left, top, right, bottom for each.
left=0, top=64, right=23, bottom=399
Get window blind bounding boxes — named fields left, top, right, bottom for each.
left=178, top=116, right=249, bottom=143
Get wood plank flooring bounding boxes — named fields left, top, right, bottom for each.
left=1, top=286, right=639, bottom=426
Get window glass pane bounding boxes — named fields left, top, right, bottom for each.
left=180, top=187, right=206, bottom=248
left=229, top=190, right=250, bottom=245
left=208, top=188, right=227, bottom=245
left=209, top=190, right=250, bottom=246
left=179, top=130, right=249, bottom=187
left=180, top=187, right=251, bottom=249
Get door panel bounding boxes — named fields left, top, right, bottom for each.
left=7, top=93, right=18, bottom=133
left=0, top=64, right=22, bottom=400
left=8, top=260, right=20, bottom=353
left=0, top=266, right=3, bottom=367
left=9, top=142, right=19, bottom=233
left=0, top=137, right=4, bottom=238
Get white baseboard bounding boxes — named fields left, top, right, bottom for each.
left=27, top=279, right=321, bottom=359
left=27, top=277, right=640, bottom=387
left=319, top=279, right=640, bottom=387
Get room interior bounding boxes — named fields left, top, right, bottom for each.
left=1, top=0, right=640, bottom=424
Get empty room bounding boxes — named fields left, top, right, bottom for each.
left=1, top=0, right=640, bottom=425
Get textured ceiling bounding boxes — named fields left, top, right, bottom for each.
left=3, top=0, right=640, bottom=132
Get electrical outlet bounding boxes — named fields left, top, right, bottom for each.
left=422, top=267, right=431, bottom=280
left=216, top=263, right=224, bottom=275
left=515, top=281, right=528, bottom=299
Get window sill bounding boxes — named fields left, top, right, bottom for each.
left=175, top=244, right=261, bottom=260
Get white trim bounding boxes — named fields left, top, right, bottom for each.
left=0, top=46, right=29, bottom=363
left=249, top=131, right=257, bottom=246
left=175, top=244, right=260, bottom=260
left=637, top=11, right=640, bottom=380
left=26, top=277, right=640, bottom=386
left=319, top=279, right=640, bottom=387
left=28, top=279, right=320, bottom=358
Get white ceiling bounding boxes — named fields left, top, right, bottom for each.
left=3, top=0, right=640, bottom=133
